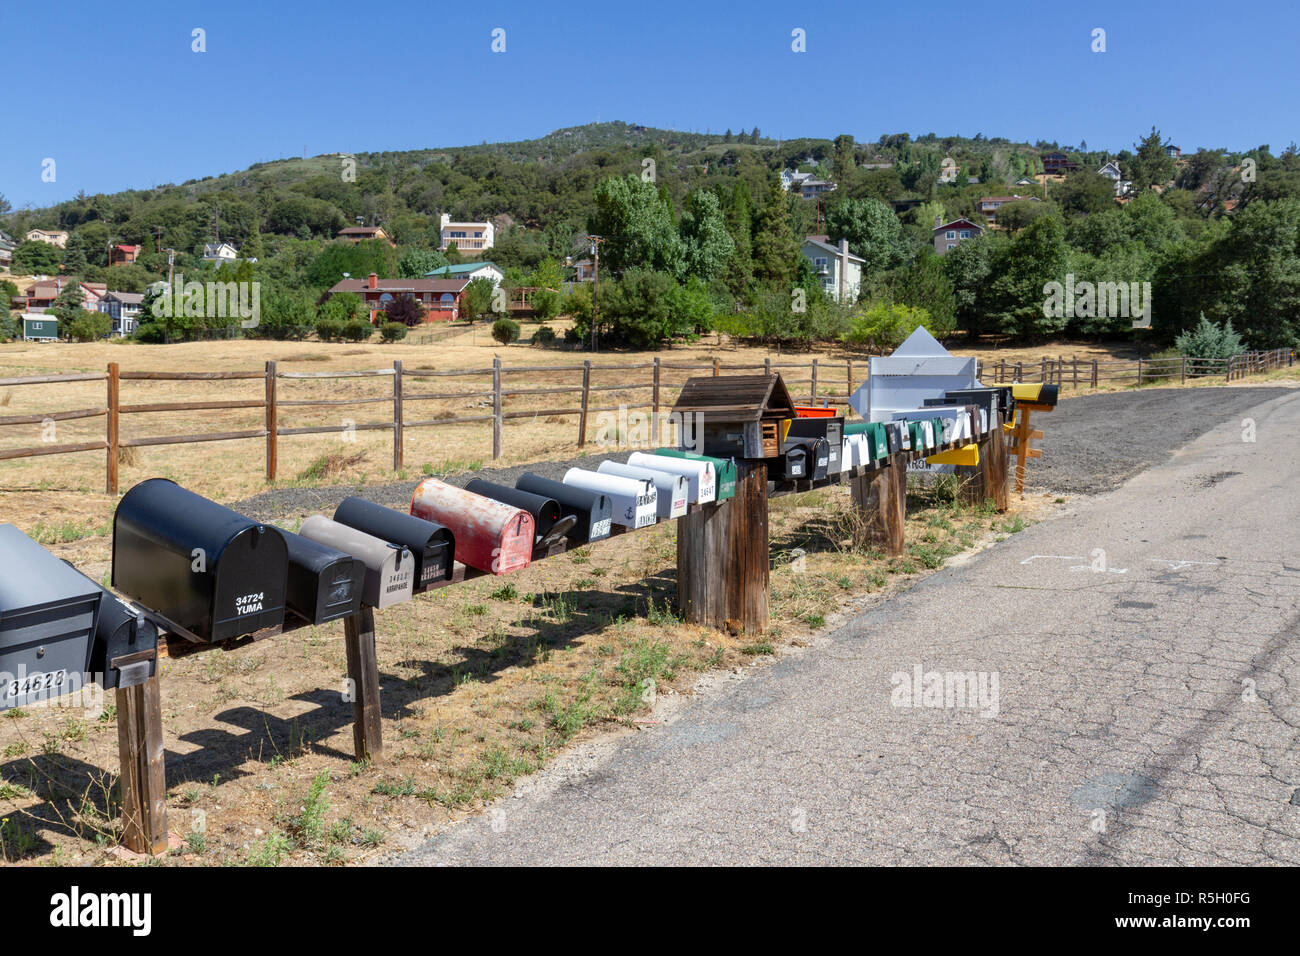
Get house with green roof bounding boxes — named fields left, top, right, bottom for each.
left=423, top=261, right=504, bottom=286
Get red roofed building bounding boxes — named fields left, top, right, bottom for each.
left=110, top=244, right=142, bottom=265
left=326, top=272, right=472, bottom=323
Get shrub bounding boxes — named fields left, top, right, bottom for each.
left=531, top=288, right=561, bottom=321
left=1174, top=313, right=1244, bottom=362
left=60, top=310, right=112, bottom=343
left=532, top=325, right=557, bottom=346
left=379, top=321, right=407, bottom=343
left=341, top=319, right=373, bottom=343
left=492, top=318, right=520, bottom=345
left=0, top=309, right=15, bottom=342
left=316, top=318, right=343, bottom=342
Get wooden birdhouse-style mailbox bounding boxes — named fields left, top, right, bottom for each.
left=515, top=473, right=613, bottom=545
left=671, top=373, right=796, bottom=460
left=278, top=529, right=365, bottom=625
left=112, top=479, right=288, bottom=643
left=299, top=516, right=414, bottom=609
left=333, top=497, right=454, bottom=591
left=410, top=478, right=535, bottom=575
left=0, top=525, right=102, bottom=710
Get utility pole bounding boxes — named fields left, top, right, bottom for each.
left=586, top=235, right=605, bottom=352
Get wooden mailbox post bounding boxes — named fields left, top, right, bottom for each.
left=670, top=374, right=795, bottom=634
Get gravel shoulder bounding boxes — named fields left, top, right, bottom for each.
left=229, top=385, right=1295, bottom=521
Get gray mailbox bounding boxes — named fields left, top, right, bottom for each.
left=0, top=525, right=102, bottom=710
left=299, top=516, right=414, bottom=609
left=280, top=529, right=365, bottom=625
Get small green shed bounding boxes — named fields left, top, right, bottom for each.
left=22, top=316, right=58, bottom=342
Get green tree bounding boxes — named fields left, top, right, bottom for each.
left=843, top=301, right=930, bottom=350
left=11, top=240, right=63, bottom=274
left=678, top=189, right=734, bottom=282
left=751, top=180, right=799, bottom=286
left=884, top=251, right=956, bottom=335
left=1174, top=313, right=1243, bottom=360
left=825, top=198, right=903, bottom=275
left=1054, top=171, right=1115, bottom=216
left=398, top=247, right=449, bottom=278
left=460, top=276, right=496, bottom=321
left=986, top=214, right=1069, bottom=338
left=943, top=233, right=1002, bottom=340
left=322, top=290, right=365, bottom=323
left=1128, top=127, right=1177, bottom=192
left=590, top=175, right=683, bottom=275
left=384, top=294, right=426, bottom=327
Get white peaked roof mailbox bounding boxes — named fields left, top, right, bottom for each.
left=598, top=461, right=688, bottom=519
left=625, top=452, right=717, bottom=504
left=299, top=516, right=414, bottom=609
left=563, top=469, right=657, bottom=529
left=852, top=326, right=977, bottom=423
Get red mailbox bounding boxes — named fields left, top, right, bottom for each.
left=409, top=479, right=535, bottom=575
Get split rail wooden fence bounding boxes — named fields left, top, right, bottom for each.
left=0, top=349, right=1293, bottom=494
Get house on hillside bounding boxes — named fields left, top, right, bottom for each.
left=325, top=272, right=471, bottom=323
left=337, top=225, right=395, bottom=246
left=1041, top=152, right=1079, bottom=175
left=567, top=258, right=596, bottom=282
left=438, top=214, right=494, bottom=253
left=25, top=228, right=69, bottom=248
left=22, top=279, right=106, bottom=313
left=99, top=291, right=145, bottom=336
left=1097, top=161, right=1132, bottom=197
left=975, top=195, right=1038, bottom=225
left=0, top=232, right=14, bottom=271
left=797, top=178, right=838, bottom=199
left=800, top=236, right=863, bottom=303
left=202, top=241, right=240, bottom=264
left=110, top=244, right=142, bottom=266
left=933, top=218, right=983, bottom=255
left=423, top=261, right=504, bottom=286
left=1165, top=144, right=1182, bottom=159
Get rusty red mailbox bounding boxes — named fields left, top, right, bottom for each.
left=409, top=478, right=535, bottom=575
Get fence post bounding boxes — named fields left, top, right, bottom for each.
left=578, top=359, right=591, bottom=447
left=265, top=360, right=277, bottom=481
left=810, top=358, right=818, bottom=404
left=1000, top=359, right=1006, bottom=383
left=1181, top=355, right=1186, bottom=385
left=713, top=356, right=720, bottom=377
left=1041, top=357, right=1047, bottom=382
left=392, top=359, right=403, bottom=472
left=106, top=362, right=119, bottom=495
left=651, top=356, right=661, bottom=445
left=1092, top=359, right=1098, bottom=387
left=492, top=357, right=502, bottom=460
left=764, top=357, right=771, bottom=376
left=1137, top=356, right=1143, bottom=386
left=1016, top=362, right=1022, bottom=381
left=847, top=358, right=853, bottom=398
left=1072, top=355, right=1079, bottom=388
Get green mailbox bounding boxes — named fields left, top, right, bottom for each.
left=866, top=422, right=890, bottom=460
left=843, top=422, right=868, bottom=437
left=931, top=417, right=948, bottom=446
left=908, top=421, right=926, bottom=452
left=654, top=448, right=737, bottom=501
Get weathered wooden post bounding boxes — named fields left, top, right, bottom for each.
left=343, top=607, right=383, bottom=761
left=852, top=459, right=906, bottom=556
left=392, top=359, right=404, bottom=471
left=577, top=360, right=591, bottom=447
left=106, top=362, right=119, bottom=495
left=491, top=357, right=502, bottom=460
left=651, top=356, right=661, bottom=444
left=676, top=460, right=769, bottom=634
left=265, top=360, right=277, bottom=481
left=116, top=675, right=168, bottom=855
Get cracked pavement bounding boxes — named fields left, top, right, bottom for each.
left=395, top=388, right=1300, bottom=865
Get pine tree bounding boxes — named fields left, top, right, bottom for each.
left=751, top=181, right=797, bottom=286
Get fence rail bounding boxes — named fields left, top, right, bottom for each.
left=0, top=349, right=1293, bottom=494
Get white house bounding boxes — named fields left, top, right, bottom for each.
left=800, top=236, right=863, bottom=303
left=202, top=241, right=240, bottom=264
left=1097, top=161, right=1132, bottom=197
left=439, top=213, right=494, bottom=253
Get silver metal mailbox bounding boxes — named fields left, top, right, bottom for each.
left=299, top=516, right=414, bottom=609
left=597, top=461, right=688, bottom=518
left=0, top=525, right=102, bottom=710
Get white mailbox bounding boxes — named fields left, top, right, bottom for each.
left=562, top=469, right=657, bottom=529
left=597, top=461, right=688, bottom=519
left=625, top=452, right=716, bottom=504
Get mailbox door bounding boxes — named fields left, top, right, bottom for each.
left=281, top=529, right=364, bottom=625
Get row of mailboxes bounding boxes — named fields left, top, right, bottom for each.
left=626, top=453, right=716, bottom=505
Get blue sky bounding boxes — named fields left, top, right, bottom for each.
left=4, top=0, right=1298, bottom=210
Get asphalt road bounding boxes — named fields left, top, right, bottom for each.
left=395, top=387, right=1300, bottom=865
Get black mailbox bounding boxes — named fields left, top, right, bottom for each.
left=0, top=525, right=102, bottom=710
left=280, top=529, right=365, bottom=625
left=112, top=478, right=288, bottom=643
left=333, top=496, right=453, bottom=591
left=515, top=473, right=613, bottom=545
left=769, top=443, right=809, bottom=480
left=464, top=478, right=563, bottom=542
left=785, top=436, right=830, bottom=480
left=78, top=577, right=158, bottom=691
left=939, top=387, right=1014, bottom=422
left=787, top=416, right=844, bottom=474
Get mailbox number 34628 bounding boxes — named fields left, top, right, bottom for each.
left=6, top=670, right=67, bottom=699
